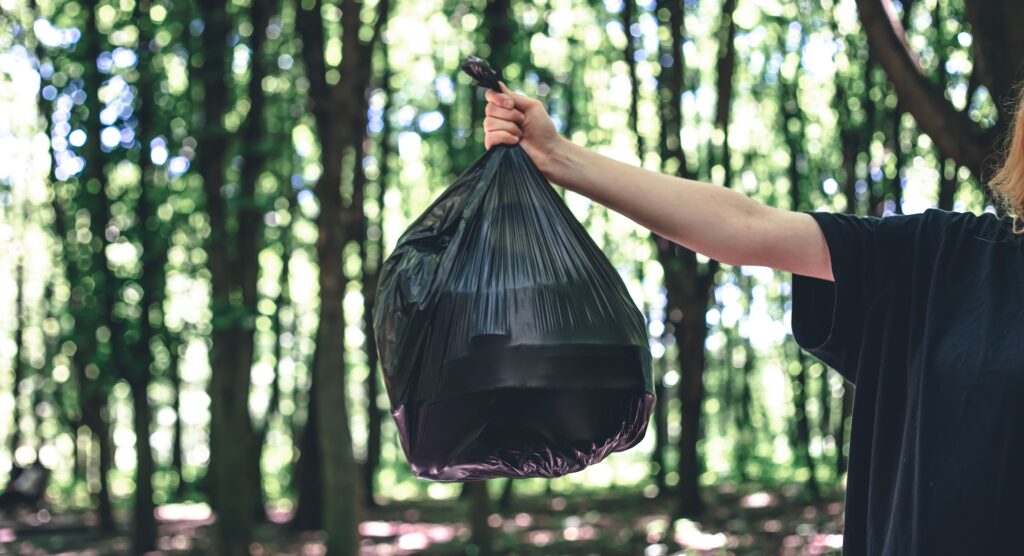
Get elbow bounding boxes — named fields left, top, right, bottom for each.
left=718, top=199, right=773, bottom=268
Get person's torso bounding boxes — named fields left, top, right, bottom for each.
left=844, top=210, right=1024, bottom=555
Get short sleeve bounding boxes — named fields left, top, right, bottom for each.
left=791, top=210, right=930, bottom=383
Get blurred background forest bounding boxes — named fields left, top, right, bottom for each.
left=0, top=0, right=1016, bottom=553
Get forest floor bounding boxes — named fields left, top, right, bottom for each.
left=0, top=482, right=845, bottom=555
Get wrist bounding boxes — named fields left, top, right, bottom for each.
left=537, top=136, right=581, bottom=189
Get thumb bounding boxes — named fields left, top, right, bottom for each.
left=499, top=81, right=536, bottom=112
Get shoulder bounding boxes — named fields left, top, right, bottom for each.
left=805, top=209, right=1007, bottom=273
left=870, top=208, right=998, bottom=244
left=806, top=208, right=960, bottom=245
left=917, top=207, right=1023, bottom=246
left=805, top=207, right=1015, bottom=246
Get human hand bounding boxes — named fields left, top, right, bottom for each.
left=483, top=82, right=567, bottom=180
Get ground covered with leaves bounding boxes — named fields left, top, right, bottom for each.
left=0, top=483, right=844, bottom=555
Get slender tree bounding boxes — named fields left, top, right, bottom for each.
left=76, top=0, right=117, bottom=531
left=125, top=0, right=164, bottom=548
left=654, top=0, right=738, bottom=518
left=9, top=235, right=26, bottom=459
left=294, top=0, right=387, bottom=549
left=193, top=0, right=278, bottom=549
left=361, top=5, right=393, bottom=506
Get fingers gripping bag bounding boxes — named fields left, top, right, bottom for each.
left=373, top=57, right=655, bottom=481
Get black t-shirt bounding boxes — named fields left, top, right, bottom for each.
left=791, top=207, right=1024, bottom=555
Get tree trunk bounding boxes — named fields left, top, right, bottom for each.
left=294, top=0, right=387, bottom=548
left=673, top=290, right=712, bottom=518
left=129, top=0, right=163, bottom=548
left=308, top=118, right=362, bottom=541
left=130, top=381, right=157, bottom=551
left=311, top=191, right=361, bottom=554
left=80, top=0, right=117, bottom=532
left=618, top=0, right=667, bottom=493
left=10, top=257, right=25, bottom=458
left=792, top=352, right=820, bottom=499
left=499, top=479, right=515, bottom=510
left=467, top=482, right=494, bottom=556
left=654, top=0, right=737, bottom=519
left=734, top=334, right=755, bottom=480
left=819, top=366, right=833, bottom=466
left=257, top=215, right=288, bottom=518
left=855, top=0, right=994, bottom=178
left=714, top=0, right=738, bottom=186
left=620, top=0, right=645, bottom=160
left=932, top=2, right=958, bottom=212
left=82, top=402, right=115, bottom=533
left=240, top=0, right=276, bottom=524
left=194, top=0, right=261, bottom=551
left=836, top=384, right=854, bottom=477
left=168, top=333, right=186, bottom=500
left=864, top=58, right=883, bottom=215
left=937, top=157, right=958, bottom=211
left=264, top=173, right=297, bottom=501
left=652, top=355, right=669, bottom=493
left=290, top=375, right=323, bottom=532
left=781, top=38, right=820, bottom=500
left=361, top=47, right=391, bottom=507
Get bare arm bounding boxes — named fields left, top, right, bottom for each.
left=484, top=84, right=834, bottom=282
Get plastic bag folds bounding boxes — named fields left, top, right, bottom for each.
left=373, top=95, right=654, bottom=482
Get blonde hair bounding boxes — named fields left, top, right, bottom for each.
left=990, top=86, right=1024, bottom=235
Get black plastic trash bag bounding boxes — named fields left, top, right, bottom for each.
left=372, top=57, right=655, bottom=481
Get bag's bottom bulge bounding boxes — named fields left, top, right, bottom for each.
left=393, top=389, right=655, bottom=481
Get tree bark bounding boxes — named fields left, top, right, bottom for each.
left=290, top=371, right=323, bottom=531
left=652, top=353, right=669, bottom=493
left=167, top=331, right=186, bottom=500
left=654, top=0, right=737, bottom=518
left=467, top=482, right=494, bottom=556
left=361, top=34, right=391, bottom=507
left=128, top=0, right=161, bottom=548
left=714, top=0, right=737, bottom=186
left=932, top=0, right=958, bottom=212
left=80, top=0, right=116, bottom=532
left=241, top=0, right=276, bottom=524
left=194, top=0, right=261, bottom=551
left=294, top=0, right=386, bottom=548
left=494, top=479, right=513, bottom=511
left=130, top=381, right=157, bottom=551
left=617, top=0, right=667, bottom=493
left=781, top=39, right=820, bottom=498
left=836, top=383, right=854, bottom=476
left=620, top=0, right=645, bottom=160
left=792, top=354, right=820, bottom=499
left=734, top=332, right=755, bottom=480
left=10, top=255, right=25, bottom=458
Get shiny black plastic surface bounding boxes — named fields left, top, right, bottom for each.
left=372, top=59, right=655, bottom=481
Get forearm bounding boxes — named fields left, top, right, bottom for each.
left=482, top=86, right=826, bottom=278
left=543, top=138, right=772, bottom=267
